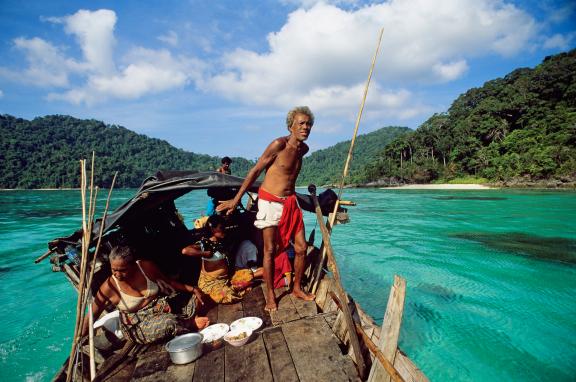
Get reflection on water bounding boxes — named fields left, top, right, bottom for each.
left=453, top=232, right=576, bottom=265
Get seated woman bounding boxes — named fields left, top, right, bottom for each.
left=82, top=246, right=209, bottom=345
left=182, top=215, right=254, bottom=304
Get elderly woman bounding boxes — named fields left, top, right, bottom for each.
left=82, top=246, right=209, bottom=344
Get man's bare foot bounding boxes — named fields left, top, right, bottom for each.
left=292, top=288, right=315, bottom=301
left=193, top=316, right=210, bottom=330
left=265, top=289, right=277, bottom=312
left=264, top=301, right=278, bottom=312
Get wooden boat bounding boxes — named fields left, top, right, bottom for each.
left=39, top=171, right=428, bottom=382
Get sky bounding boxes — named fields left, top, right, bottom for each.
left=1, top=0, right=574, bottom=159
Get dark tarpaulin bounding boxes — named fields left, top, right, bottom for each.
left=48, top=171, right=334, bottom=251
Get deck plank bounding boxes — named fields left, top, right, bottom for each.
left=289, top=293, right=317, bottom=318
left=217, top=302, right=243, bottom=325
left=131, top=343, right=171, bottom=381
left=164, top=362, right=195, bottom=382
left=241, top=285, right=272, bottom=329
left=193, top=347, right=224, bottom=382
left=224, top=334, right=273, bottom=382
left=283, top=316, right=360, bottom=382
left=262, top=284, right=300, bottom=325
left=262, top=326, right=299, bottom=382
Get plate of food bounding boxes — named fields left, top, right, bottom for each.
left=224, top=328, right=253, bottom=347
left=200, top=323, right=229, bottom=349
left=229, top=317, right=263, bottom=332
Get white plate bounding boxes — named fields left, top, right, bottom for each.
left=200, top=323, right=229, bottom=343
left=229, top=317, right=263, bottom=332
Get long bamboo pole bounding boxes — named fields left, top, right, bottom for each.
left=311, top=28, right=384, bottom=294
left=309, top=185, right=366, bottom=379
left=332, top=26, right=383, bottom=228
left=66, top=157, right=100, bottom=382
left=66, top=159, right=87, bottom=382
left=83, top=172, right=117, bottom=308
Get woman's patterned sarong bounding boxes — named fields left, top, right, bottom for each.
left=198, top=269, right=253, bottom=304
left=119, top=293, right=196, bottom=344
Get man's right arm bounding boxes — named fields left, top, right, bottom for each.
left=216, top=138, right=284, bottom=214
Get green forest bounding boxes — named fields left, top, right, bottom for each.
left=1, top=50, right=574, bottom=189
left=0, top=115, right=255, bottom=188
left=299, top=126, right=410, bottom=186
left=358, top=50, right=576, bottom=185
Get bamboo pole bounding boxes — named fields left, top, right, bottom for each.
left=338, top=28, right=384, bottom=194
left=311, top=28, right=384, bottom=294
left=308, top=185, right=366, bottom=379
left=83, top=172, right=117, bottom=309
left=66, top=160, right=87, bottom=382
left=66, top=157, right=100, bottom=382
left=88, top=301, right=96, bottom=381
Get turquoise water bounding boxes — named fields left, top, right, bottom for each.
left=1, top=189, right=575, bottom=381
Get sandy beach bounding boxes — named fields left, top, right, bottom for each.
left=382, top=184, right=494, bottom=190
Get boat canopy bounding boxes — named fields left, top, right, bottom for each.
left=48, top=170, right=337, bottom=251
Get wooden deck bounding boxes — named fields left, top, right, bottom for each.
left=98, top=284, right=360, bottom=382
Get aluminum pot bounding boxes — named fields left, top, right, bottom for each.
left=165, top=333, right=204, bottom=364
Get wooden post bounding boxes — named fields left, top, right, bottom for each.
left=88, top=302, right=96, bottom=381
left=308, top=185, right=366, bottom=379
left=368, top=275, right=406, bottom=382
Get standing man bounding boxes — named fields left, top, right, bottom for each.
left=217, top=106, right=315, bottom=311
left=217, top=156, right=232, bottom=174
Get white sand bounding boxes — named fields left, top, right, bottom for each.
left=382, top=184, right=494, bottom=190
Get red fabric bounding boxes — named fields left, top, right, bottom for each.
left=257, top=188, right=304, bottom=254
left=273, top=251, right=292, bottom=289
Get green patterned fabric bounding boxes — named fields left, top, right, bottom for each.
left=119, top=294, right=196, bottom=344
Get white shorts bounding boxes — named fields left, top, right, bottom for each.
left=254, top=199, right=284, bottom=229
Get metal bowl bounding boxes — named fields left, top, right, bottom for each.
left=165, top=333, right=204, bottom=364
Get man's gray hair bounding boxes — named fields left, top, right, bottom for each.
left=109, top=246, right=135, bottom=263
left=286, top=106, right=314, bottom=131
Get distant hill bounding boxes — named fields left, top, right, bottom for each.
left=360, top=49, right=576, bottom=185
left=298, top=126, right=411, bottom=186
left=0, top=115, right=254, bottom=188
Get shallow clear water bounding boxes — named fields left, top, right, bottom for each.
left=0, top=189, right=575, bottom=381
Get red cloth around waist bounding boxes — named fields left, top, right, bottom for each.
left=258, top=188, right=304, bottom=253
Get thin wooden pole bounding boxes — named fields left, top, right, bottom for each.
left=66, top=160, right=87, bottom=381
left=83, top=172, right=117, bottom=308
left=338, top=27, right=384, bottom=191
left=88, top=301, right=96, bottom=381
left=309, top=185, right=366, bottom=379
left=311, top=28, right=384, bottom=294
left=355, top=324, right=405, bottom=382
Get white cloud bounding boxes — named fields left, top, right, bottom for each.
left=158, top=30, right=179, bottom=47
left=433, top=60, right=469, bottom=82
left=1, top=9, right=205, bottom=105
left=48, top=9, right=117, bottom=75
left=0, top=89, right=4, bottom=98
left=1, top=37, right=84, bottom=87
left=543, top=32, right=575, bottom=50
left=48, top=48, right=205, bottom=105
left=205, top=0, right=540, bottom=121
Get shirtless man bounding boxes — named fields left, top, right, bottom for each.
left=217, top=106, right=315, bottom=311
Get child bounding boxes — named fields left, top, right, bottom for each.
left=181, top=215, right=253, bottom=304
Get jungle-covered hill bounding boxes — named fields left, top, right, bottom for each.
left=299, top=126, right=411, bottom=186
left=359, top=49, right=576, bottom=186
left=0, top=114, right=255, bottom=188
